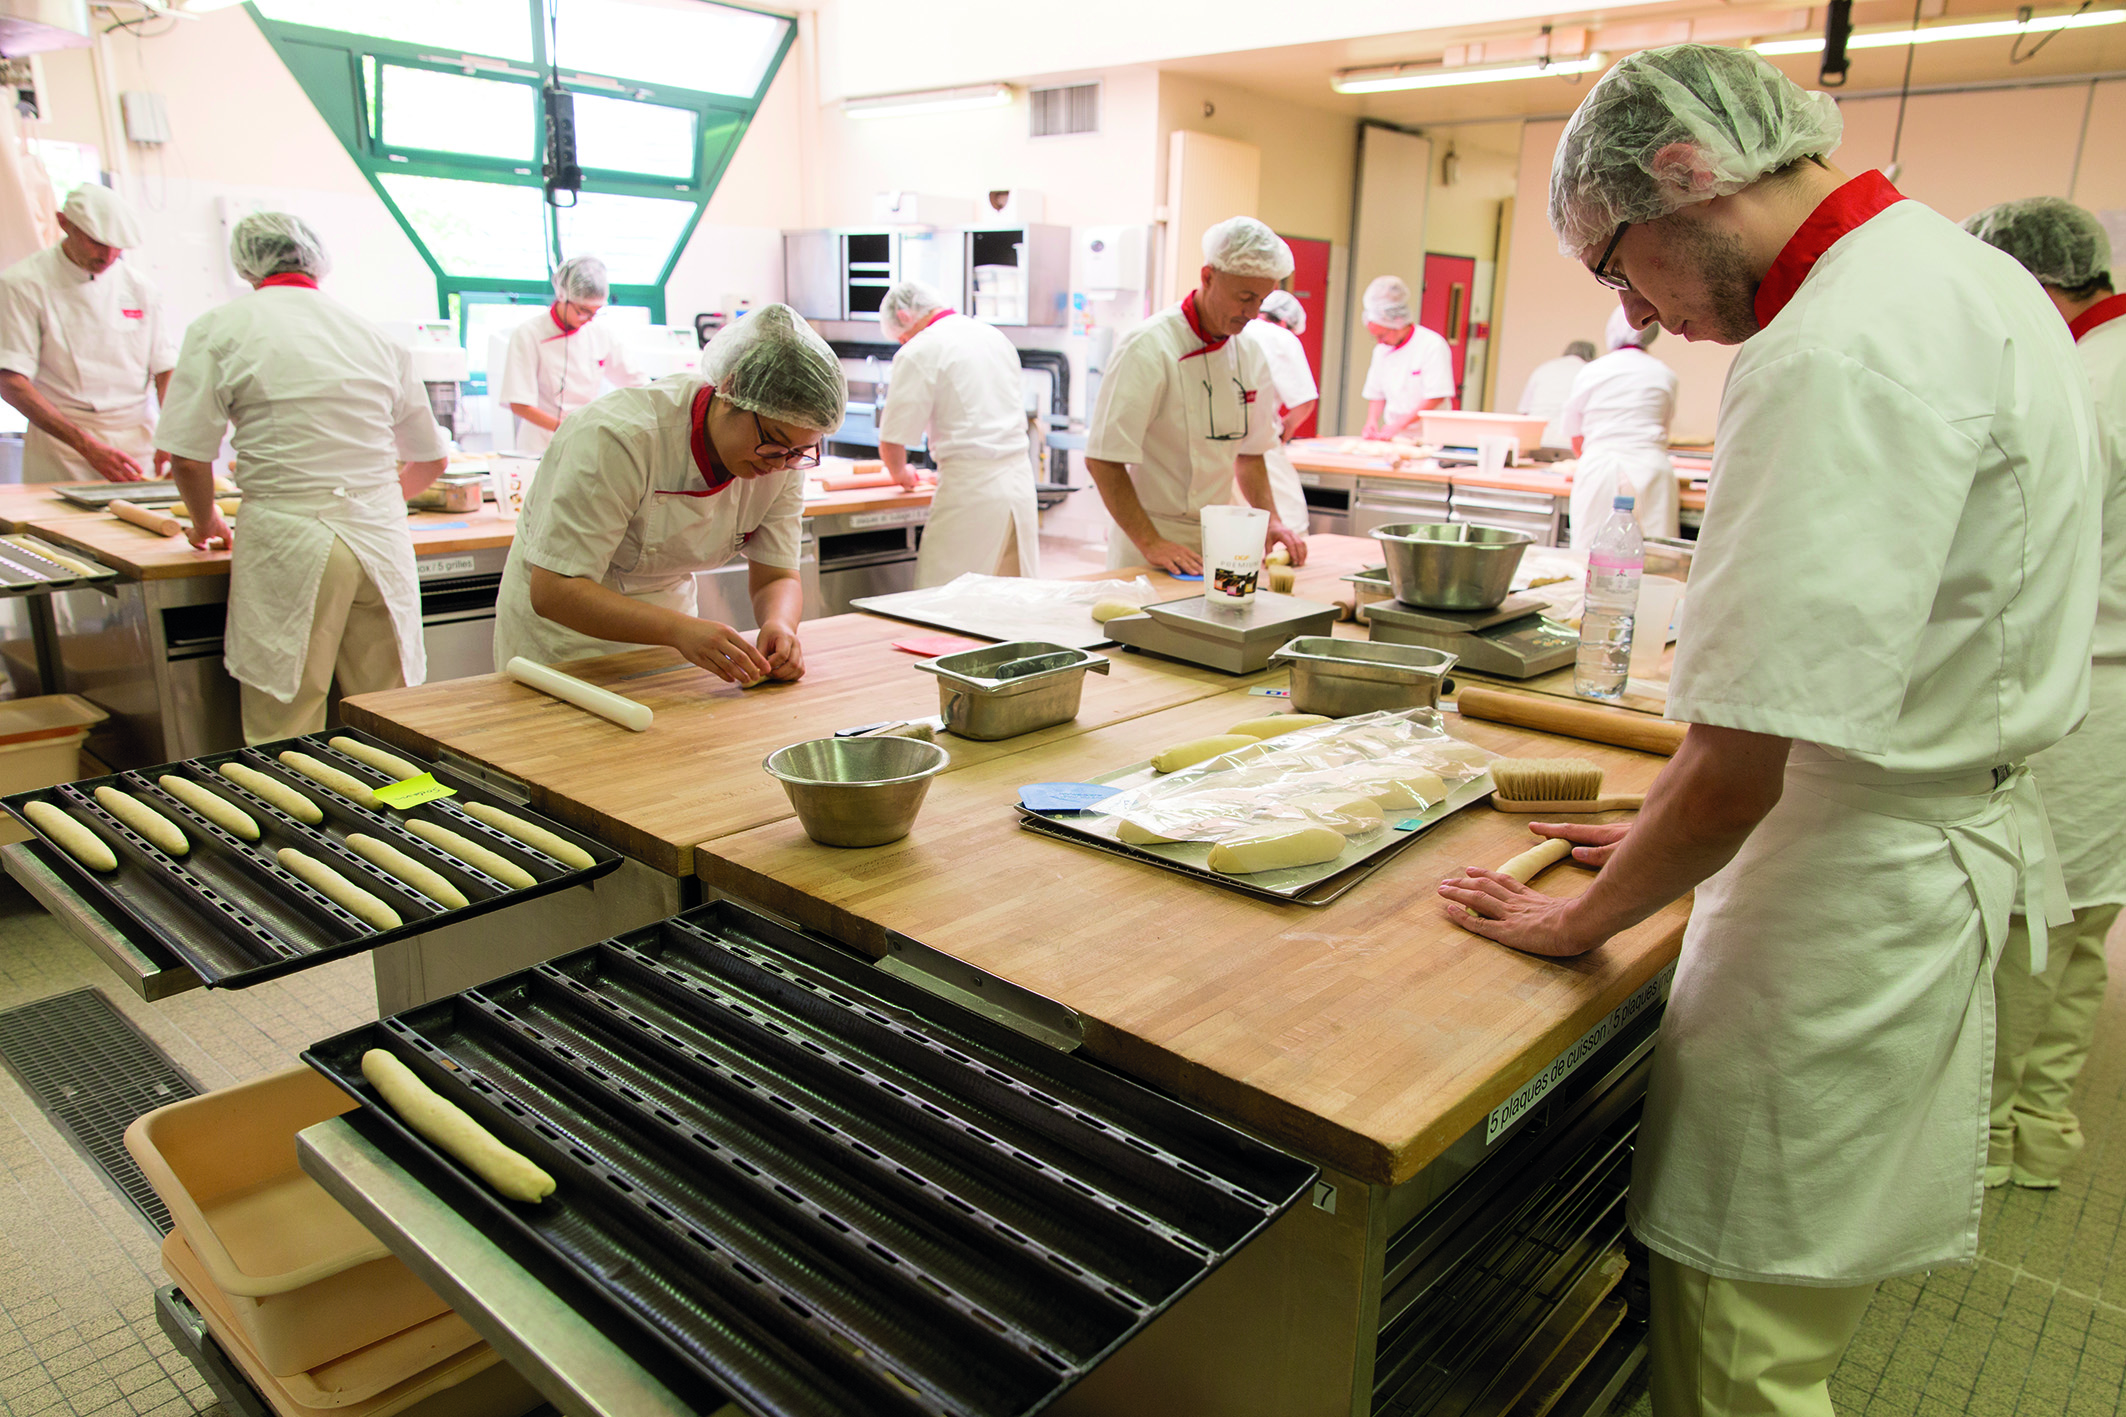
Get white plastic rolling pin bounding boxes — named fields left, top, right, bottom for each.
left=502, top=657, right=653, bottom=733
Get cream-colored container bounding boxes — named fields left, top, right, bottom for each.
left=1417, top=410, right=1550, bottom=457
left=487, top=455, right=539, bottom=521
left=0, top=693, right=108, bottom=793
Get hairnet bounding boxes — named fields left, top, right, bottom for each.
left=878, top=279, right=950, bottom=340
left=1962, top=197, right=2112, bottom=289
left=1202, top=216, right=1294, bottom=280
left=701, top=304, right=847, bottom=433
left=229, top=212, right=331, bottom=282
left=1565, top=340, right=1598, bottom=361
left=59, top=186, right=144, bottom=248
left=1258, top=289, right=1306, bottom=334
left=1363, top=275, right=1413, bottom=327
left=1606, top=306, right=1658, bottom=350
left=551, top=255, right=609, bottom=303
left=1549, top=43, right=1843, bottom=259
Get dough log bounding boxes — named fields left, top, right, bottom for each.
left=503, top=657, right=652, bottom=733
left=361, top=1049, right=555, bottom=1204
left=219, top=762, right=324, bottom=824
left=329, top=736, right=423, bottom=782
left=279, top=750, right=382, bottom=810
left=1150, top=735, right=1259, bottom=773
left=1225, top=714, right=1332, bottom=740
left=1207, top=826, right=1348, bottom=875
left=1116, top=819, right=1182, bottom=846
left=159, top=775, right=259, bottom=841
left=1360, top=774, right=1450, bottom=811
left=1091, top=600, right=1141, bottom=624
left=26, top=801, right=117, bottom=872
left=406, top=818, right=537, bottom=889
left=462, top=802, right=595, bottom=869
left=1290, top=793, right=1386, bottom=836
left=346, top=833, right=468, bottom=909
left=278, top=848, right=402, bottom=929
left=1498, top=837, right=1574, bottom=885
left=93, top=786, right=188, bottom=856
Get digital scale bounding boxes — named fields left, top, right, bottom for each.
left=1102, top=592, right=1340, bottom=674
left=1352, top=572, right=1580, bottom=679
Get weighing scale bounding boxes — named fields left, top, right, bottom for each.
left=1103, top=592, right=1339, bottom=673
left=1361, top=591, right=1579, bottom=679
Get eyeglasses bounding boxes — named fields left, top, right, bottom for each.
left=751, top=410, right=822, bottom=469
left=1590, top=222, right=1632, bottom=292
left=1202, top=377, right=1251, bottom=442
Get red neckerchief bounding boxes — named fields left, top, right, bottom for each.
left=1388, top=325, right=1416, bottom=350
left=2069, top=292, right=2126, bottom=343
left=1753, top=170, right=1905, bottom=329
left=543, top=302, right=583, bottom=342
left=259, top=273, right=317, bottom=290
left=1178, top=292, right=1231, bottom=362
left=656, top=384, right=734, bottom=498
left=911, top=309, right=958, bottom=338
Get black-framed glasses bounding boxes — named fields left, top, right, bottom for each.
left=1590, top=221, right=1632, bottom=292
left=751, top=410, right=822, bottom=469
left=1202, top=377, right=1251, bottom=442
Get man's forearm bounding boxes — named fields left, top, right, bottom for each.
left=879, top=443, right=908, bottom=477
left=509, top=402, right=561, bottom=433
left=1280, top=400, right=1317, bottom=441
left=0, top=372, right=92, bottom=451
left=153, top=370, right=171, bottom=404
left=171, top=456, right=219, bottom=529
left=1235, top=455, right=1278, bottom=518
left=1086, top=458, right=1160, bottom=550
left=399, top=457, right=447, bottom=499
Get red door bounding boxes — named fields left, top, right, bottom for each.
left=1421, top=252, right=1477, bottom=408
left=1281, top=235, right=1331, bottom=438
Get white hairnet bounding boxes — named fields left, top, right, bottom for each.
left=1258, top=289, right=1306, bottom=334
left=1363, top=275, right=1413, bottom=327
left=1565, top=340, right=1598, bottom=361
left=1549, top=43, right=1843, bottom=259
left=229, top=212, right=330, bottom=282
left=1607, top=306, right=1658, bottom=350
left=59, top=186, right=144, bottom=248
left=551, top=255, right=609, bottom=303
left=1963, top=197, right=2112, bottom=289
left=878, top=280, right=950, bottom=340
left=1202, top=216, right=1294, bottom=280
left=701, top=304, right=847, bottom=433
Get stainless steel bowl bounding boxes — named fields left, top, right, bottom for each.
left=763, top=736, right=950, bottom=848
left=1372, top=522, right=1534, bottom=610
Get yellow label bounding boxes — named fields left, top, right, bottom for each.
left=373, top=774, right=457, bottom=809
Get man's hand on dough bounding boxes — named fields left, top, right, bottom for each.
left=1438, top=869, right=1598, bottom=957
left=1528, top=820, right=1631, bottom=868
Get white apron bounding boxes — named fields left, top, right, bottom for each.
left=22, top=404, right=156, bottom=483
left=1263, top=442, right=1310, bottom=534
left=1570, top=445, right=1677, bottom=547
left=1629, top=747, right=2071, bottom=1286
left=227, top=483, right=425, bottom=703
left=915, top=454, right=1040, bottom=588
left=2027, top=660, right=2126, bottom=910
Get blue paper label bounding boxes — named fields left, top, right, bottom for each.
left=1019, top=782, right=1121, bottom=813
left=1248, top=686, right=1292, bottom=698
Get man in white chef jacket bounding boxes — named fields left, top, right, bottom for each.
left=1085, top=216, right=1304, bottom=574
left=1518, top=340, right=1596, bottom=450
left=1562, top=308, right=1678, bottom=545
left=0, top=186, right=177, bottom=482
left=497, top=255, right=646, bottom=455
left=159, top=214, right=449, bottom=743
left=1358, top=276, right=1455, bottom=438
left=875, top=279, right=1039, bottom=587
left=1250, top=289, right=1318, bottom=535
left=1438, top=46, right=2098, bottom=1416
left=1964, top=196, right=2126, bottom=1192
left=493, top=304, right=841, bottom=685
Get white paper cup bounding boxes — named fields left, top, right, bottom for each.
left=489, top=455, right=538, bottom=521
left=1476, top=436, right=1516, bottom=474
left=1629, top=575, right=1686, bottom=681
left=1200, top=505, right=1271, bottom=605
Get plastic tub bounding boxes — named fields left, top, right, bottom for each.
left=1417, top=410, right=1550, bottom=457
left=126, top=1067, right=453, bottom=1376
left=0, top=693, right=107, bottom=793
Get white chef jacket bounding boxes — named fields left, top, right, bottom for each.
left=1086, top=296, right=1280, bottom=569
left=495, top=375, right=804, bottom=667
left=1631, top=179, right=2100, bottom=1287
left=1361, top=325, right=1455, bottom=424
left=879, top=312, right=1039, bottom=586
left=1517, top=353, right=1588, bottom=448
left=1250, top=318, right=1317, bottom=533
left=156, top=283, right=448, bottom=703
left=497, top=307, right=646, bottom=454
left=1561, top=348, right=1678, bottom=547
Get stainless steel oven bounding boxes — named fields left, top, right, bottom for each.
left=810, top=504, right=928, bottom=615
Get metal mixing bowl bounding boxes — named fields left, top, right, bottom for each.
left=1372, top=522, right=1534, bottom=610
left=763, top=736, right=950, bottom=848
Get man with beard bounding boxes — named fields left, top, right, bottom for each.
left=1438, top=44, right=2100, bottom=1416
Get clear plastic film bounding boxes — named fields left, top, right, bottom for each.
left=868, top=573, right=1157, bottom=647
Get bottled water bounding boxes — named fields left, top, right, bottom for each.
left=1575, top=496, right=1644, bottom=701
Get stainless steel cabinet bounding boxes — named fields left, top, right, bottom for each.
left=1450, top=484, right=1565, bottom=545
left=964, top=225, right=1071, bottom=327
left=781, top=228, right=966, bottom=323
left=1351, top=481, right=1452, bottom=537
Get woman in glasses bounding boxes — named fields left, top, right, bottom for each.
left=493, top=304, right=843, bottom=685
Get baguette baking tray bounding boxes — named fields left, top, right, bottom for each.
left=305, top=900, right=1317, bottom=1417
left=0, top=536, right=118, bottom=592
left=1, top=728, right=621, bottom=989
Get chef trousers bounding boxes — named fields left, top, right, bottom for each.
left=1649, top=1253, right=1877, bottom=1417
left=239, top=536, right=405, bottom=744
left=1989, top=903, right=2121, bottom=1187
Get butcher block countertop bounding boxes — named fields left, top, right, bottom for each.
left=803, top=482, right=936, bottom=519
left=18, top=504, right=520, bottom=580
left=0, top=483, right=124, bottom=531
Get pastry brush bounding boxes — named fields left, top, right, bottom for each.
left=1489, top=757, right=1644, bottom=812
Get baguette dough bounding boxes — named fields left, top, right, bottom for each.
left=405, top=819, right=537, bottom=889
left=278, top=848, right=402, bottom=929
left=26, top=801, right=116, bottom=872
left=1207, top=826, right=1347, bottom=875
left=329, top=736, right=422, bottom=782
left=279, top=750, right=382, bottom=810
left=462, top=802, right=595, bottom=869
left=1290, top=793, right=1386, bottom=836
left=1359, top=774, right=1450, bottom=811
left=158, top=775, right=259, bottom=841
left=1150, top=735, right=1259, bottom=773
left=1499, top=837, right=1574, bottom=884
left=1091, top=600, right=1140, bottom=623
left=1225, top=714, right=1332, bottom=740
left=361, top=1049, right=556, bottom=1204
left=1116, top=819, right=1181, bottom=846
left=219, top=762, right=324, bottom=824
left=346, top=833, right=469, bottom=909
left=93, top=786, right=188, bottom=856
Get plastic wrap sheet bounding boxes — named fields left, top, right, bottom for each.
left=853, top=574, right=1158, bottom=649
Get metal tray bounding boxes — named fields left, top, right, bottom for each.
left=0, top=536, right=118, bottom=593
left=304, top=901, right=1317, bottom=1417
left=1, top=728, right=622, bottom=989
left=53, top=481, right=186, bottom=508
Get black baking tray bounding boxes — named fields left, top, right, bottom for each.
left=305, top=900, right=1318, bottom=1417
left=1, top=727, right=621, bottom=989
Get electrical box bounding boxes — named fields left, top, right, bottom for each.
left=1078, top=224, right=1147, bottom=297
left=120, top=91, right=170, bottom=145
left=871, top=191, right=975, bottom=226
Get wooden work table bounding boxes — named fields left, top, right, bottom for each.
left=18, top=504, right=520, bottom=579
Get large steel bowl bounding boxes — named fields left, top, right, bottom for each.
left=763, top=736, right=950, bottom=848
left=1372, top=522, right=1534, bottom=611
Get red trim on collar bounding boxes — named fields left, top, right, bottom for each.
left=911, top=308, right=957, bottom=338
left=1752, top=171, right=1905, bottom=330
left=258, top=273, right=318, bottom=290
left=542, top=302, right=583, bottom=341
left=1178, top=292, right=1231, bottom=362
left=658, top=384, right=734, bottom=498
left=2069, top=292, right=2126, bottom=343
left=1388, top=324, right=1416, bottom=350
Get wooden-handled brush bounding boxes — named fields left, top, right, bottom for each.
left=1489, top=758, right=1645, bottom=813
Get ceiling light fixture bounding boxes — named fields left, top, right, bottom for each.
left=1332, top=53, right=1606, bottom=94
left=1753, top=7, right=2122, bottom=55
left=842, top=83, right=1013, bottom=120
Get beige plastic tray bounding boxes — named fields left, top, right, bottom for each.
left=0, top=693, right=106, bottom=793
left=127, top=1067, right=452, bottom=1375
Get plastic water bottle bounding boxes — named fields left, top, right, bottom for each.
left=1575, top=496, right=1643, bottom=701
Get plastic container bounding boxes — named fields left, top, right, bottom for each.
left=1417, top=410, right=1549, bottom=456
left=487, top=455, right=538, bottom=521
left=125, top=1066, right=454, bottom=1376
left=0, top=693, right=107, bottom=793
left=1201, top=504, right=1270, bottom=605
left=1575, top=496, right=1644, bottom=702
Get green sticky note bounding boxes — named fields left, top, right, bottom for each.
left=373, top=773, right=456, bottom=809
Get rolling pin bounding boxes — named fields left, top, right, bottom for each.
left=109, top=499, right=182, bottom=537
left=503, top=657, right=653, bottom=732
left=1455, top=685, right=1687, bottom=757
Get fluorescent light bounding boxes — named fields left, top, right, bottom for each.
left=1754, top=8, right=2123, bottom=55
left=1333, top=53, right=1606, bottom=93
left=843, top=84, right=1013, bottom=120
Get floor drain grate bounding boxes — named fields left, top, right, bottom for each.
left=0, top=987, right=199, bottom=1232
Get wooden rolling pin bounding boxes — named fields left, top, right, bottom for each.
left=109, top=499, right=182, bottom=537
left=503, top=656, right=653, bottom=732
left=1455, top=685, right=1687, bottom=757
